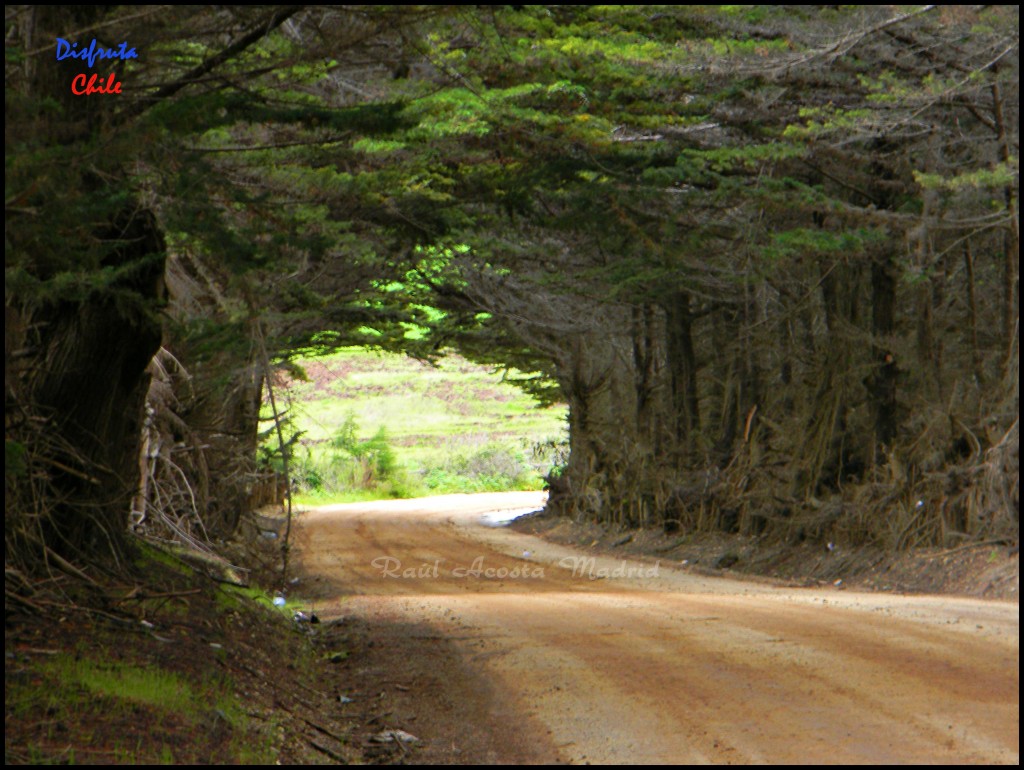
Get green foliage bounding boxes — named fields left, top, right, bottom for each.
left=783, top=106, right=876, bottom=138
left=914, top=160, right=1018, bottom=192
left=353, top=137, right=408, bottom=154
left=291, top=413, right=411, bottom=499
left=687, top=143, right=806, bottom=172
left=423, top=443, right=536, bottom=493
left=5, top=440, right=27, bottom=478
left=765, top=227, right=888, bottom=261
left=331, top=417, right=399, bottom=483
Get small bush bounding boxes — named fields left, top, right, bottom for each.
left=292, top=414, right=416, bottom=499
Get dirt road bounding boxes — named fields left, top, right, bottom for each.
left=293, top=492, right=1019, bottom=764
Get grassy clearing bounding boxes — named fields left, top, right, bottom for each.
left=272, top=348, right=568, bottom=504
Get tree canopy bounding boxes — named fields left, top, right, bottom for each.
left=5, top=5, right=1018, bottom=568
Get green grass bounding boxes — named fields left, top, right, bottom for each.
left=216, top=583, right=292, bottom=619
left=270, top=348, right=568, bottom=503
left=6, top=651, right=266, bottom=765
left=5, top=545, right=328, bottom=765
left=46, top=655, right=198, bottom=714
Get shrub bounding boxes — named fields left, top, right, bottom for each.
left=293, top=414, right=415, bottom=499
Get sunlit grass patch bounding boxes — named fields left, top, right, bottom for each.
left=48, top=655, right=197, bottom=714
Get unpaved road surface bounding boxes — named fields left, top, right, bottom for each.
left=293, top=492, right=1019, bottom=764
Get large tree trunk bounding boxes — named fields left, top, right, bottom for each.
left=131, top=248, right=273, bottom=544
left=868, top=253, right=899, bottom=450
left=181, top=352, right=264, bottom=537
left=547, top=306, right=679, bottom=529
left=663, top=292, right=700, bottom=463
left=7, top=212, right=165, bottom=564
left=5, top=7, right=168, bottom=567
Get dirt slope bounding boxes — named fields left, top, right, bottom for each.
left=292, top=492, right=1019, bottom=764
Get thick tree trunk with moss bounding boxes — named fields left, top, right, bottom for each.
left=6, top=213, right=165, bottom=564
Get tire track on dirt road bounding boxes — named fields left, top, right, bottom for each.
left=293, top=492, right=1019, bottom=764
